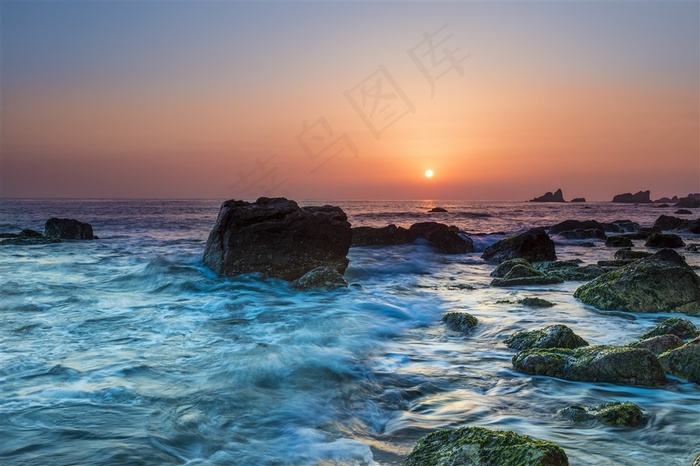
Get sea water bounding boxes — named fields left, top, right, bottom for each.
left=1, top=199, right=699, bottom=465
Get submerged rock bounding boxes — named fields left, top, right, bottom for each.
left=442, top=312, right=478, bottom=333
left=482, top=228, right=556, bottom=264
left=675, top=209, right=692, bottom=215
left=532, top=260, right=606, bottom=282
left=404, top=426, right=569, bottom=466
left=513, top=345, right=667, bottom=386
left=645, top=233, right=685, bottom=249
left=657, top=337, right=700, bottom=384
left=601, top=220, right=642, bottom=233
left=203, top=197, right=351, bottom=280
left=612, top=191, right=652, bottom=203
left=605, top=236, right=634, bottom=248
left=549, top=220, right=604, bottom=235
left=290, top=266, right=348, bottom=291
left=505, top=325, right=588, bottom=350
left=619, top=227, right=660, bottom=240
left=491, top=264, right=563, bottom=287
left=560, top=402, right=648, bottom=428
left=44, top=218, right=96, bottom=240
left=573, top=249, right=700, bottom=315
left=631, top=334, right=684, bottom=356
left=490, top=258, right=532, bottom=278
left=429, top=207, right=448, bottom=212
left=641, top=317, right=699, bottom=340
left=519, top=297, right=555, bottom=308
left=351, top=224, right=417, bottom=247
left=613, top=249, right=652, bottom=261
left=531, top=189, right=565, bottom=203
left=409, top=222, right=474, bottom=254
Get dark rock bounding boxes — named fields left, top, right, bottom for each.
left=631, top=334, right=684, bottom=356
left=574, top=249, right=700, bottom=315
left=519, top=297, right=556, bottom=308
left=657, top=337, right=700, bottom=383
left=612, top=191, right=652, bottom=203
left=404, top=426, right=569, bottom=466
left=601, top=220, right=642, bottom=233
left=653, top=215, right=685, bottom=231
left=605, top=236, right=634, bottom=248
left=654, top=196, right=678, bottom=203
left=676, top=209, right=693, bottom=215
left=613, top=248, right=652, bottom=261
left=645, top=233, right=685, bottom=249
left=571, top=198, right=586, bottom=203
left=641, top=317, right=699, bottom=340
left=675, top=195, right=700, bottom=208
left=409, top=222, right=474, bottom=254
left=620, top=227, right=660, bottom=240
left=1, top=236, right=62, bottom=246
left=490, top=263, right=564, bottom=287
left=560, top=402, right=648, bottom=428
left=290, top=266, right=348, bottom=291
left=597, top=260, right=633, bottom=267
left=351, top=224, right=417, bottom=247
left=656, top=204, right=670, bottom=208
left=482, top=228, right=556, bottom=264
left=429, top=207, right=448, bottom=212
left=442, top=312, right=478, bottom=333
left=19, top=229, right=43, bottom=238
left=557, top=229, right=606, bottom=240
left=686, top=244, right=700, bottom=253
left=531, top=189, right=565, bottom=202
left=505, top=324, right=587, bottom=350
left=549, top=220, right=604, bottom=235
left=533, top=260, right=606, bottom=281
left=203, top=198, right=351, bottom=281
left=512, top=345, right=667, bottom=386
left=44, top=218, right=96, bottom=240
left=490, top=258, right=531, bottom=278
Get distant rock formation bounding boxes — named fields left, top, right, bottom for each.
left=612, top=191, right=652, bottom=203
left=654, top=196, right=679, bottom=203
left=675, top=193, right=700, bottom=208
left=530, top=188, right=565, bottom=202
left=571, top=197, right=586, bottom=203
left=44, top=218, right=96, bottom=240
left=428, top=207, right=448, bottom=212
left=203, top=197, right=351, bottom=281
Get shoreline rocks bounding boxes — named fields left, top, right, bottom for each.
left=505, top=325, right=588, bottom=350
left=44, top=218, right=96, bottom=240
left=657, top=337, right=700, bottom=384
left=573, top=249, right=700, bottom=315
left=405, top=426, right=569, bottom=466
left=351, top=222, right=474, bottom=253
left=560, top=402, right=648, bottom=428
left=442, top=312, right=478, bottom=333
left=482, top=228, right=556, bottom=264
left=203, top=197, right=352, bottom=281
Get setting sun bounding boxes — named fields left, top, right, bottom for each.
left=425, top=169, right=434, bottom=178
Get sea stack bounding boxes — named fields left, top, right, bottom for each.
left=612, top=191, right=652, bottom=203
left=530, top=189, right=565, bottom=202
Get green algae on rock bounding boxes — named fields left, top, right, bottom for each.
left=657, top=337, right=700, bottom=384
left=512, top=345, right=667, bottom=386
left=519, top=297, right=556, bottom=308
left=505, top=325, right=588, bottom=351
left=490, top=264, right=564, bottom=287
left=630, top=334, right=684, bottom=356
left=560, top=402, right=648, bottom=428
left=404, top=426, right=569, bottom=466
left=573, top=249, right=700, bottom=315
left=641, top=317, right=699, bottom=340
left=442, top=312, right=478, bottom=333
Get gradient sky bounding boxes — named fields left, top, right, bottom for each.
left=2, top=1, right=698, bottom=200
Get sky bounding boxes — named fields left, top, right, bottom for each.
left=1, top=1, right=698, bottom=200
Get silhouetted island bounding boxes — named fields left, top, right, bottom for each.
left=530, top=189, right=565, bottom=202
left=612, top=191, right=652, bottom=203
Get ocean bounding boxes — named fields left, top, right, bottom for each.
left=1, top=199, right=699, bottom=465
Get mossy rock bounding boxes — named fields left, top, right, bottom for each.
left=657, top=337, right=700, bottom=384
left=613, top=248, right=652, bottom=261
left=290, top=266, right=348, bottom=290
left=490, top=264, right=563, bottom=287
left=531, top=261, right=605, bottom=282
left=574, top=249, right=700, bottom=315
left=491, top=258, right=532, bottom=278
left=512, top=345, right=667, bottom=386
left=519, top=297, right=556, bottom=308
left=404, top=426, right=569, bottom=466
left=641, top=317, right=699, bottom=340
left=442, top=312, right=478, bottom=333
left=482, top=228, right=557, bottom=264
left=630, top=334, right=684, bottom=356
left=505, top=325, right=588, bottom=351
left=560, top=402, right=648, bottom=428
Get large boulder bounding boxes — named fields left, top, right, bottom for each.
left=44, top=218, right=96, bottom=240
left=203, top=198, right=351, bottom=280
left=409, top=222, right=474, bottom=254
left=653, top=215, right=684, bottom=231
left=482, top=228, right=556, bottom=264
left=645, top=233, right=685, bottom=249
left=573, top=249, right=700, bottom=315
left=351, top=224, right=417, bottom=247
left=531, top=189, right=565, bottom=202
left=605, top=236, right=634, bottom=248
left=504, top=325, right=588, bottom=351
left=512, top=345, right=667, bottom=386
left=657, top=337, right=700, bottom=384
left=612, top=191, right=652, bottom=203
left=442, top=312, right=478, bottom=333
left=404, top=426, right=569, bottom=466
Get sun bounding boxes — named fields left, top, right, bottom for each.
left=425, top=169, right=434, bottom=178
